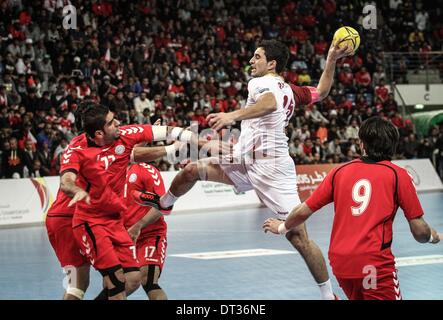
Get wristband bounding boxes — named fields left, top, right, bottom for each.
left=152, top=125, right=167, bottom=141
left=278, top=222, right=288, bottom=235
left=169, top=127, right=193, bottom=143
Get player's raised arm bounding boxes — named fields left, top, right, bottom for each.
left=207, top=92, right=277, bottom=131
left=316, top=43, right=353, bottom=101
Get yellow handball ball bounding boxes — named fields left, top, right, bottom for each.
left=332, top=26, right=360, bottom=53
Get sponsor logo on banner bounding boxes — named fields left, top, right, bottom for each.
left=30, top=177, right=54, bottom=214
left=403, top=165, right=421, bottom=186
left=295, top=164, right=338, bottom=202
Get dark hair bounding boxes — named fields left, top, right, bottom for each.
left=75, top=101, right=109, bottom=138
left=257, top=40, right=289, bottom=73
left=359, top=116, right=399, bottom=161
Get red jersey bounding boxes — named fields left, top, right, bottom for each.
left=306, top=158, right=424, bottom=278
left=124, top=163, right=167, bottom=237
left=71, top=145, right=126, bottom=224
left=71, top=124, right=154, bottom=225
left=100, top=124, right=154, bottom=198
left=47, top=134, right=88, bottom=217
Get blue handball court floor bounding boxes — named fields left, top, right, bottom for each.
left=0, top=193, right=442, bottom=300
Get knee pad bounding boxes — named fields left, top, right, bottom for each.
left=143, top=283, right=162, bottom=294
left=100, top=265, right=126, bottom=297
left=66, top=287, right=85, bottom=300
left=143, top=265, right=162, bottom=294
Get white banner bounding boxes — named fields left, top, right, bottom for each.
left=1, top=159, right=440, bottom=227
left=158, top=171, right=262, bottom=213
left=392, top=159, right=443, bottom=192
left=0, top=177, right=59, bottom=226
left=395, top=84, right=443, bottom=106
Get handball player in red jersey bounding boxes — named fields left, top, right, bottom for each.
left=264, top=117, right=440, bottom=300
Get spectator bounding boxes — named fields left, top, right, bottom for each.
left=1, top=137, right=26, bottom=178
left=355, top=67, right=372, bottom=90
left=133, top=90, right=154, bottom=117
left=0, top=0, right=441, bottom=178
left=345, top=120, right=360, bottom=140
left=36, top=142, right=52, bottom=176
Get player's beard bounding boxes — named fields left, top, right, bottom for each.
left=103, top=129, right=120, bottom=144
left=251, top=67, right=267, bottom=78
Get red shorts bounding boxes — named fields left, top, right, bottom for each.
left=46, top=216, right=88, bottom=268
left=337, top=270, right=402, bottom=300
left=72, top=218, right=139, bottom=272
left=136, top=234, right=167, bottom=271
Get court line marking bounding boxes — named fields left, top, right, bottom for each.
left=171, top=249, right=443, bottom=266
left=395, top=255, right=443, bottom=267
left=170, top=248, right=297, bottom=260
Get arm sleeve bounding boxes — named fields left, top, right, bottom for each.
left=397, top=169, right=424, bottom=220
left=60, top=147, right=81, bottom=174
left=248, top=78, right=273, bottom=102
left=120, top=124, right=154, bottom=145
left=305, top=168, right=335, bottom=212
left=289, top=83, right=320, bottom=105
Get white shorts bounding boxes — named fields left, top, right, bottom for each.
left=215, top=156, right=301, bottom=220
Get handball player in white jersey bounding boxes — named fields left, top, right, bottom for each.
left=141, top=39, right=352, bottom=299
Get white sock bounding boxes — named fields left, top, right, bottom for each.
left=160, top=190, right=178, bottom=208
left=318, top=279, right=335, bottom=300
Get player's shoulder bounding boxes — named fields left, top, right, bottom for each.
left=248, top=75, right=287, bottom=86
left=248, top=75, right=279, bottom=88
left=67, top=133, right=87, bottom=149
left=381, top=161, right=412, bottom=179
left=119, top=124, right=151, bottom=137
left=339, top=159, right=410, bottom=178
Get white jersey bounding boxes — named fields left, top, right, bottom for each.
left=236, top=74, right=295, bottom=159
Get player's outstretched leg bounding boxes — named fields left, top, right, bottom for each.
left=286, top=223, right=335, bottom=300
left=159, top=159, right=234, bottom=210
left=141, top=265, right=167, bottom=300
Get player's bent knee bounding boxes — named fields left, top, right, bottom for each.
left=124, top=269, right=141, bottom=292
left=286, top=226, right=310, bottom=251
left=100, top=265, right=126, bottom=297
left=182, top=163, right=200, bottom=182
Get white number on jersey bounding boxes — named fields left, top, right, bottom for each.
left=129, top=245, right=137, bottom=260
left=99, top=155, right=116, bottom=170
left=351, top=179, right=372, bottom=216
left=144, top=246, right=156, bottom=259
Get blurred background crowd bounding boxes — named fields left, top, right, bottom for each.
left=1, top=0, right=442, bottom=179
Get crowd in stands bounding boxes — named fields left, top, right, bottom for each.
left=1, top=0, right=443, bottom=179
